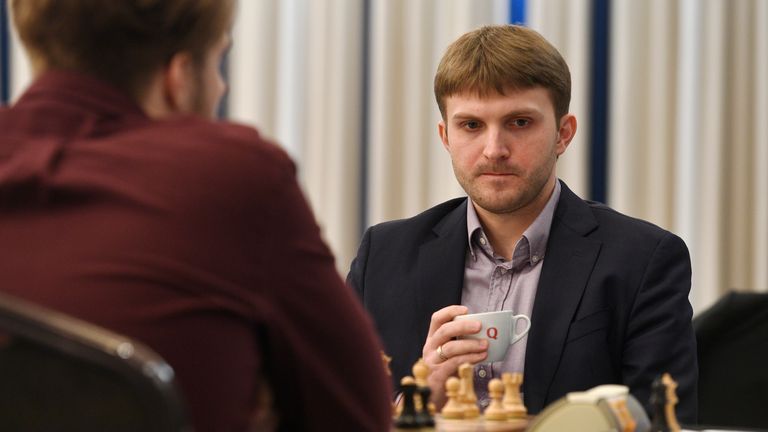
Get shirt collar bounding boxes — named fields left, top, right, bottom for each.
left=466, top=180, right=562, bottom=267
left=15, top=70, right=148, bottom=120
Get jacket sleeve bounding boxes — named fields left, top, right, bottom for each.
left=346, top=226, right=373, bottom=302
left=622, top=232, right=698, bottom=424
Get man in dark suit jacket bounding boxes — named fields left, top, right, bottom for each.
left=348, top=24, right=697, bottom=423
left=0, top=1, right=391, bottom=431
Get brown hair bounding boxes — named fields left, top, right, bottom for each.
left=434, top=25, right=571, bottom=121
left=11, top=0, right=235, bottom=100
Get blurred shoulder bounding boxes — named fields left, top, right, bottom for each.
left=126, top=116, right=296, bottom=186
left=366, top=197, right=467, bottom=239
left=584, top=200, right=687, bottom=251
left=164, top=117, right=291, bottom=170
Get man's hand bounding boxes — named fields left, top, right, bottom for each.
left=422, top=305, right=488, bottom=408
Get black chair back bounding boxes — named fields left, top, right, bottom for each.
left=694, top=291, right=768, bottom=430
left=0, top=292, right=190, bottom=432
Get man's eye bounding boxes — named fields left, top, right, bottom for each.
left=512, top=119, right=530, bottom=127
left=464, top=121, right=481, bottom=130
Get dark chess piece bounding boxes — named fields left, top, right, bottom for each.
left=395, top=376, right=419, bottom=429
left=416, top=384, right=435, bottom=427
left=650, top=374, right=669, bottom=432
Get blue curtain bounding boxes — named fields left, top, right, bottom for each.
left=1, top=1, right=10, bottom=105
left=589, top=0, right=610, bottom=203
left=509, top=0, right=526, bottom=24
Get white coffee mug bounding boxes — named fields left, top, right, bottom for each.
left=454, top=310, right=531, bottom=363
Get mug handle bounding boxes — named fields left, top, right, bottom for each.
left=509, top=314, right=531, bottom=345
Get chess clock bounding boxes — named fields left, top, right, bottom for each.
left=526, top=385, right=651, bottom=432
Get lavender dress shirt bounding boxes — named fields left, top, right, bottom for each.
left=461, top=181, right=561, bottom=406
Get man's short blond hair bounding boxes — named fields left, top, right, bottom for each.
left=434, top=25, right=571, bottom=121
left=11, top=0, right=235, bottom=100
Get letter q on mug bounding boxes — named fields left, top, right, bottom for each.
left=453, top=310, right=531, bottom=363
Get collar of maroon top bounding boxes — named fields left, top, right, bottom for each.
left=14, top=70, right=148, bottom=121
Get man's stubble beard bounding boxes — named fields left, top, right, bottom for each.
left=454, top=153, right=556, bottom=216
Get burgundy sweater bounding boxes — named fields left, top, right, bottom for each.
left=0, top=71, right=392, bottom=431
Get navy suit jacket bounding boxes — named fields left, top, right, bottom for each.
left=348, top=180, right=697, bottom=423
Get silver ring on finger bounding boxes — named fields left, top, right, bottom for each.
left=437, top=344, right=448, bottom=361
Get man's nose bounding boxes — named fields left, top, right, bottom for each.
left=482, top=128, right=511, bottom=159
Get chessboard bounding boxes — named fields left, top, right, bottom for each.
left=435, top=416, right=528, bottom=432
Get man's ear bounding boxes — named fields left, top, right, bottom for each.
left=438, top=120, right=450, bottom=152
left=162, top=52, right=196, bottom=113
left=555, top=114, right=577, bottom=156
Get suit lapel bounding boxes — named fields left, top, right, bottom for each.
left=415, top=200, right=469, bottom=345
left=523, top=182, right=602, bottom=412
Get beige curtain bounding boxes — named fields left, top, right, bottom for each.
left=528, top=0, right=592, bottom=198
left=7, top=10, right=32, bottom=101
left=609, top=0, right=768, bottom=313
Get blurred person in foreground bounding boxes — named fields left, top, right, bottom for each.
left=0, top=1, right=391, bottom=430
left=348, top=24, right=697, bottom=423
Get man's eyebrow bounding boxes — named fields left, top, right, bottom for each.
left=501, top=109, right=542, bottom=119
left=451, top=108, right=541, bottom=120
left=451, top=113, right=480, bottom=120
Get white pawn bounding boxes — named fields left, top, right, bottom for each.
left=441, top=377, right=464, bottom=419
left=484, top=379, right=508, bottom=421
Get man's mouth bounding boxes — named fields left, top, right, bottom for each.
left=480, top=172, right=515, bottom=176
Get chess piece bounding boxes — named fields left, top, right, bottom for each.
left=393, top=357, right=424, bottom=418
left=382, top=352, right=395, bottom=417
left=650, top=373, right=681, bottom=432
left=411, top=358, right=435, bottom=422
left=484, top=378, right=508, bottom=421
left=650, top=375, right=668, bottom=431
left=662, top=373, right=681, bottom=432
left=610, top=398, right=637, bottom=432
left=441, top=377, right=464, bottom=419
left=458, top=363, right=480, bottom=419
left=413, top=358, right=429, bottom=387
left=416, top=384, right=435, bottom=427
left=395, top=376, right=419, bottom=428
left=381, top=351, right=392, bottom=376
left=502, top=372, right=527, bottom=419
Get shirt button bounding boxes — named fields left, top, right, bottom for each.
left=532, top=255, right=540, bottom=263
left=479, top=237, right=487, bottom=245
left=478, top=369, right=487, bottom=378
